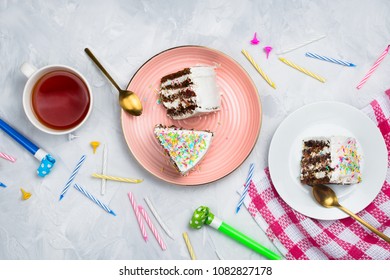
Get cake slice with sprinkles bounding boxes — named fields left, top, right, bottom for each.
left=154, top=124, right=214, bottom=175
left=300, top=136, right=362, bottom=185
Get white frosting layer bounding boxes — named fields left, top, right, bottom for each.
left=329, top=136, right=361, bottom=184
left=190, top=66, right=220, bottom=112
left=160, top=66, right=221, bottom=120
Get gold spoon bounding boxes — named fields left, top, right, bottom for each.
left=312, top=184, right=390, bottom=244
left=84, top=48, right=143, bottom=116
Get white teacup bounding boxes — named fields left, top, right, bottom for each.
left=21, top=63, right=93, bottom=135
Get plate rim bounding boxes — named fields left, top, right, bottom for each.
left=121, top=45, right=262, bottom=186
left=268, top=100, right=388, bottom=220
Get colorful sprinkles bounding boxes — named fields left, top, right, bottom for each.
left=154, top=125, right=213, bottom=175
left=333, top=138, right=362, bottom=182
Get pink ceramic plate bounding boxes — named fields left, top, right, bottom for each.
left=121, top=46, right=261, bottom=185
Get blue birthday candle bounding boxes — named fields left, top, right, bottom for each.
left=74, top=183, right=116, bottom=216
left=305, top=52, right=356, bottom=67
left=236, top=163, right=255, bottom=213
left=59, top=155, right=86, bottom=201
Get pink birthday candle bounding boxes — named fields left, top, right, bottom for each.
left=0, top=152, right=16, bottom=162
left=138, top=205, right=167, bottom=251
left=357, top=45, right=390, bottom=89
left=128, top=192, right=148, bottom=242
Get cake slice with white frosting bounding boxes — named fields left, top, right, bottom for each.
left=300, top=136, right=362, bottom=185
left=154, top=124, right=214, bottom=175
left=159, top=66, right=221, bottom=120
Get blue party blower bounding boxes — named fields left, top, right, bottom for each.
left=0, top=118, right=56, bottom=177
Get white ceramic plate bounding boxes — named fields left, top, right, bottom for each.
left=268, top=101, right=388, bottom=220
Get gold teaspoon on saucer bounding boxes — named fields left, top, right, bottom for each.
left=84, top=48, right=143, bottom=116
left=312, top=184, right=390, bottom=244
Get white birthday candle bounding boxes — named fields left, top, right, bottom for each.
left=101, top=144, right=107, bottom=195
left=144, top=197, right=175, bottom=240
left=276, top=35, right=327, bottom=55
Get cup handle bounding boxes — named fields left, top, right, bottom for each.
left=20, top=62, right=37, bottom=78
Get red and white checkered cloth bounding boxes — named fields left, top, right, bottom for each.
left=244, top=91, right=390, bottom=260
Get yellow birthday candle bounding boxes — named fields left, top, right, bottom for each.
left=241, top=49, right=276, bottom=89
left=92, top=173, right=143, bottom=184
left=279, top=57, right=325, bottom=83
left=182, top=232, right=197, bottom=260
left=21, top=188, right=32, bottom=200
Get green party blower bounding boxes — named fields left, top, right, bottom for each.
left=190, top=206, right=281, bottom=260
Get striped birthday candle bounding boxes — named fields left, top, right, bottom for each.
left=128, top=192, right=148, bottom=241
left=74, top=183, right=116, bottom=216
left=0, top=151, right=16, bottom=162
left=139, top=205, right=167, bottom=250
left=92, top=173, right=143, bottom=184
left=357, top=45, right=390, bottom=89
left=236, top=163, right=255, bottom=213
left=59, top=155, right=86, bottom=201
left=183, top=232, right=196, bottom=260
left=279, top=57, right=326, bottom=83
left=305, top=52, right=356, bottom=67
left=241, top=49, right=276, bottom=89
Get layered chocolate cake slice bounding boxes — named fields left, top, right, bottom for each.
left=300, top=136, right=362, bottom=185
left=159, top=66, right=221, bottom=120
left=154, top=124, right=214, bottom=175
